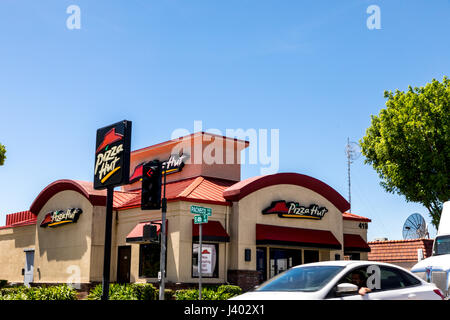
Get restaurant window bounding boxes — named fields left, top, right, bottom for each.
left=192, top=243, right=218, bottom=278
left=344, top=252, right=361, bottom=260
left=139, top=243, right=160, bottom=278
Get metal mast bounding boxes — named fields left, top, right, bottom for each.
left=345, top=138, right=360, bottom=213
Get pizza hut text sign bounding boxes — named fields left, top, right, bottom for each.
left=94, top=120, right=132, bottom=190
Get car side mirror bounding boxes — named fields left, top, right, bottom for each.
left=336, top=283, right=358, bottom=294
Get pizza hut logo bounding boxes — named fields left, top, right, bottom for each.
left=95, top=128, right=124, bottom=184
left=129, top=154, right=189, bottom=184
left=40, top=208, right=83, bottom=228
left=262, top=200, right=328, bottom=220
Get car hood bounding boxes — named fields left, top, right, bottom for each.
left=411, top=254, right=450, bottom=272
left=229, top=291, right=321, bottom=300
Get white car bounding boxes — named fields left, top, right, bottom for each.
left=230, top=260, right=445, bottom=300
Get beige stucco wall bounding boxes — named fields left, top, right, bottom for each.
left=229, top=184, right=346, bottom=271
left=0, top=225, right=35, bottom=283
left=114, top=201, right=229, bottom=285
left=343, top=219, right=369, bottom=260
left=34, top=190, right=94, bottom=284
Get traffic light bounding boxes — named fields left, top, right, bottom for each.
left=141, top=160, right=162, bottom=210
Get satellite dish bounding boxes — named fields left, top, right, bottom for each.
left=402, top=213, right=429, bottom=239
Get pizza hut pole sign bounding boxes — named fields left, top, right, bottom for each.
left=93, top=120, right=132, bottom=301
left=94, top=120, right=132, bottom=189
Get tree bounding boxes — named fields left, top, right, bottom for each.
left=360, top=77, right=449, bottom=228
left=0, top=143, right=5, bottom=166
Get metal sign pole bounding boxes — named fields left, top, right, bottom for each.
left=101, top=186, right=114, bottom=300
left=159, top=163, right=167, bottom=300
left=199, top=222, right=202, bottom=300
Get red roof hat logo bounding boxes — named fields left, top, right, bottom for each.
left=96, top=128, right=123, bottom=154
left=262, top=200, right=289, bottom=214
left=129, top=163, right=144, bottom=183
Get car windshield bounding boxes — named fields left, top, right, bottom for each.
left=255, top=266, right=344, bottom=292
left=434, top=235, right=450, bottom=256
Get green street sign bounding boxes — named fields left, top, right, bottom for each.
left=190, top=205, right=212, bottom=216
left=194, top=214, right=208, bottom=224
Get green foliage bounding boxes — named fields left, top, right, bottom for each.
left=174, top=285, right=242, bottom=300
left=34, top=285, right=78, bottom=300
left=0, top=285, right=77, bottom=300
left=155, top=288, right=174, bottom=300
left=87, top=283, right=157, bottom=300
left=360, top=77, right=450, bottom=228
left=86, top=283, right=241, bottom=300
left=0, top=143, right=5, bottom=166
left=0, top=280, right=7, bottom=289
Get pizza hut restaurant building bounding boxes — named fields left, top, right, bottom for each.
left=0, top=132, right=371, bottom=291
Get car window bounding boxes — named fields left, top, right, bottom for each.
left=255, top=266, right=344, bottom=292
left=379, top=266, right=421, bottom=290
left=327, top=265, right=422, bottom=298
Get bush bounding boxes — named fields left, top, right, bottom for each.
left=87, top=283, right=157, bottom=300
left=34, top=285, right=78, bottom=300
left=174, top=285, right=242, bottom=300
left=155, top=288, right=174, bottom=300
left=0, top=285, right=77, bottom=300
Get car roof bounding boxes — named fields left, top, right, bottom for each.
left=291, top=260, right=406, bottom=269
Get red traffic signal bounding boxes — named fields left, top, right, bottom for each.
left=141, top=160, right=162, bottom=210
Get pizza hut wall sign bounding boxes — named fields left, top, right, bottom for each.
left=262, top=200, right=328, bottom=220
left=40, top=208, right=83, bottom=228
left=94, top=120, right=132, bottom=190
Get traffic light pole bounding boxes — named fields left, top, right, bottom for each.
left=101, top=186, right=114, bottom=300
left=159, top=163, right=167, bottom=300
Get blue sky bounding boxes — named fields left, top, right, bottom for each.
left=0, top=0, right=448, bottom=240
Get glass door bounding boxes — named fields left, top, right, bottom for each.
left=269, top=248, right=302, bottom=278
left=256, top=247, right=267, bottom=283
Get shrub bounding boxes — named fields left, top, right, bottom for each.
left=0, top=285, right=77, bottom=300
left=155, top=288, right=174, bottom=300
left=87, top=283, right=157, bottom=300
left=174, top=285, right=242, bottom=300
left=34, top=285, right=77, bottom=300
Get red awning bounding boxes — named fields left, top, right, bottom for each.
left=344, top=234, right=371, bottom=252
left=126, top=220, right=166, bottom=243
left=192, top=220, right=230, bottom=242
left=256, top=224, right=342, bottom=250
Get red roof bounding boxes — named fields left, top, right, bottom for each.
left=368, top=239, right=434, bottom=262
left=343, top=234, right=371, bottom=252
left=256, top=224, right=342, bottom=249
left=223, top=173, right=350, bottom=213
left=342, top=212, right=371, bottom=222
left=0, top=210, right=37, bottom=229
left=116, top=176, right=235, bottom=210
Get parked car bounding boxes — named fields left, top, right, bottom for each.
left=411, top=201, right=450, bottom=298
left=230, top=260, right=445, bottom=300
